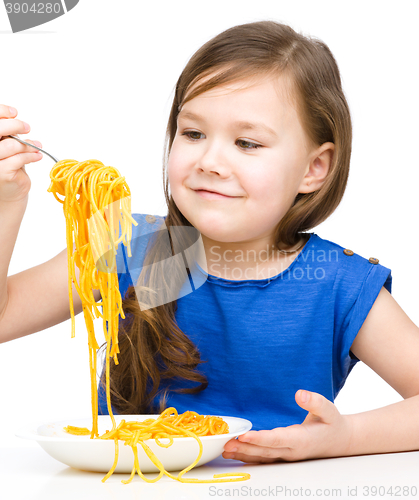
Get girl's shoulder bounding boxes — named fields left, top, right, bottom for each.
left=311, top=233, right=385, bottom=270
left=310, top=233, right=392, bottom=294
left=131, top=212, right=166, bottom=232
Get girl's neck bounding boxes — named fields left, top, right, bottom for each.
left=200, top=234, right=308, bottom=281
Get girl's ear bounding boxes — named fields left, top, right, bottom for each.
left=298, top=142, right=335, bottom=193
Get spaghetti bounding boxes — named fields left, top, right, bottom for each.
left=65, top=407, right=250, bottom=484
left=48, top=159, right=137, bottom=439
left=49, top=159, right=250, bottom=484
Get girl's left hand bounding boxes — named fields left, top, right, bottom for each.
left=222, top=390, right=354, bottom=463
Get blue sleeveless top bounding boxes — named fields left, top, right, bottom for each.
left=98, top=213, right=392, bottom=431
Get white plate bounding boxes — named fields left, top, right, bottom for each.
left=16, top=414, right=252, bottom=473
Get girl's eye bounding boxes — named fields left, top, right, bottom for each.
left=182, top=131, right=203, bottom=141
left=236, top=139, right=263, bottom=150
left=181, top=131, right=263, bottom=150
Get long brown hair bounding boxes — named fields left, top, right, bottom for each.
left=101, top=20, right=352, bottom=414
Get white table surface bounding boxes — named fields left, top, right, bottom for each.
left=1, top=446, right=419, bottom=500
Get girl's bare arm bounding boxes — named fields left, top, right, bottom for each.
left=0, top=104, right=100, bottom=343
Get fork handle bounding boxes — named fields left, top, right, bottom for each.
left=6, top=135, right=59, bottom=163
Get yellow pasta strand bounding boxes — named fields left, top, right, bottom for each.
left=48, top=159, right=250, bottom=485
left=63, top=425, right=90, bottom=436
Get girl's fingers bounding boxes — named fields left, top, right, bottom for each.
left=238, top=429, right=285, bottom=447
left=224, top=426, right=304, bottom=460
left=0, top=104, right=18, bottom=119
left=0, top=118, right=30, bottom=139
left=223, top=450, right=286, bottom=463
left=0, top=151, right=43, bottom=172
left=234, top=427, right=297, bottom=449
left=0, top=138, right=42, bottom=161
left=225, top=439, right=288, bottom=459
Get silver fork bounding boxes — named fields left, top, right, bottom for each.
left=6, top=135, right=59, bottom=163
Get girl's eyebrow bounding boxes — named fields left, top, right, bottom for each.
left=177, top=110, right=278, bottom=139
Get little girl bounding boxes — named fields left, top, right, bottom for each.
left=1, top=20, right=419, bottom=465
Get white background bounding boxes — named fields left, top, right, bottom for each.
left=0, top=0, right=418, bottom=454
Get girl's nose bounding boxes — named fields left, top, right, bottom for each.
left=196, top=143, right=230, bottom=177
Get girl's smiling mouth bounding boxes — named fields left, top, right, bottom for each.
left=192, top=188, right=243, bottom=200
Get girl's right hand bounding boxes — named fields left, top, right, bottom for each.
left=0, top=104, right=43, bottom=203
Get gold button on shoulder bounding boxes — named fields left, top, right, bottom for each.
left=145, top=214, right=156, bottom=224
left=369, top=257, right=379, bottom=265
left=343, top=249, right=354, bottom=256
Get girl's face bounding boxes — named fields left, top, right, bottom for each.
left=168, top=75, right=330, bottom=250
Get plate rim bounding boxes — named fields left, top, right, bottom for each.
left=15, top=414, right=253, bottom=443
